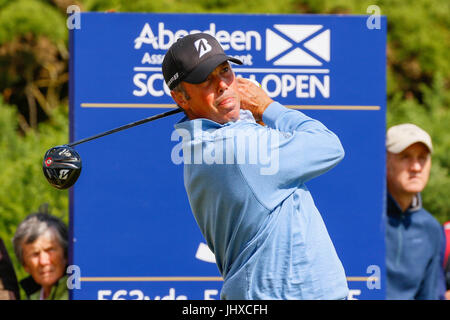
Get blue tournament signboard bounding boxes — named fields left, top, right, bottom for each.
left=69, top=13, right=386, bottom=300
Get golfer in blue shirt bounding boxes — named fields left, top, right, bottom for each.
left=163, top=33, right=348, bottom=300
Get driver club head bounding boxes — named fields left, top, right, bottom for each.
left=43, top=145, right=82, bottom=189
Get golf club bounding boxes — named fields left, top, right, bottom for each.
left=43, top=107, right=183, bottom=189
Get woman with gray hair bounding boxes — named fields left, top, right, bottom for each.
left=13, top=212, right=68, bottom=300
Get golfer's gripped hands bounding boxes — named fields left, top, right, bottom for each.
left=236, top=78, right=273, bottom=123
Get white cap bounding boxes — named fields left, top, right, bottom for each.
left=386, top=123, right=433, bottom=154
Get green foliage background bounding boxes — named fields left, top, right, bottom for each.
left=0, top=0, right=449, bottom=289
left=0, top=96, right=69, bottom=283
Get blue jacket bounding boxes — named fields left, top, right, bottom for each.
left=174, top=102, right=348, bottom=299
left=386, top=193, right=445, bottom=299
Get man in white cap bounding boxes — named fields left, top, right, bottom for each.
left=385, top=123, right=445, bottom=299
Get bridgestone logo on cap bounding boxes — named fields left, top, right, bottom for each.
left=194, top=38, right=212, bottom=58
left=167, top=72, right=179, bottom=87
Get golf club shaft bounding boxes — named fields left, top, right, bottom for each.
left=68, top=108, right=183, bottom=147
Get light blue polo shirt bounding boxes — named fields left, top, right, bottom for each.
left=174, top=102, right=349, bottom=299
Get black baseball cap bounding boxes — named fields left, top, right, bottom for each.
left=162, top=33, right=243, bottom=90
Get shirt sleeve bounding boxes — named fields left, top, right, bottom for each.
left=237, top=102, right=345, bottom=211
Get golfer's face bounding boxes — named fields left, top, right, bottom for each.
left=177, top=62, right=241, bottom=124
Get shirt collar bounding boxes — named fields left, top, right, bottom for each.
left=387, top=193, right=422, bottom=216
left=174, top=109, right=256, bottom=137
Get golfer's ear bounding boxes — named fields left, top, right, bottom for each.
left=171, top=90, right=189, bottom=112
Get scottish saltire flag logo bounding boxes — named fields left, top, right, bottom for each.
left=266, top=24, right=330, bottom=66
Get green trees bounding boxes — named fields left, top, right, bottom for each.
left=0, top=0, right=449, bottom=285
left=0, top=0, right=68, bottom=132
left=0, top=0, right=70, bottom=282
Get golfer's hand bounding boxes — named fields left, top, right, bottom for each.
left=236, top=78, right=273, bottom=123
